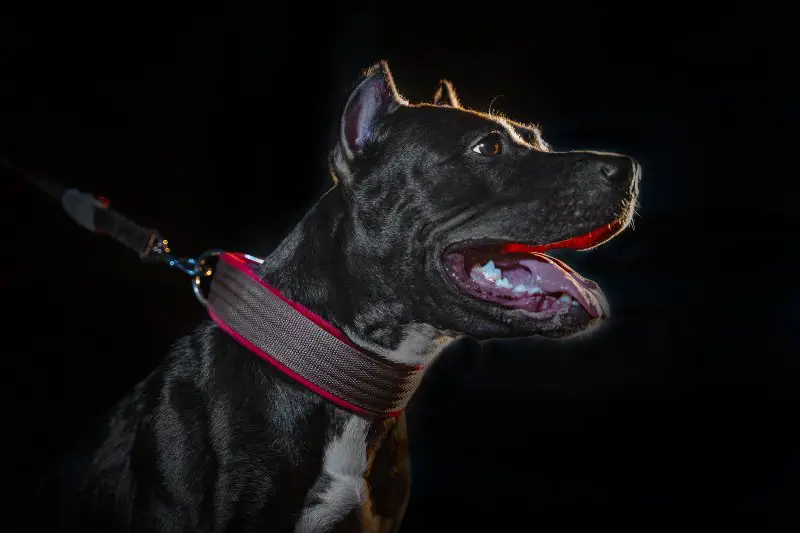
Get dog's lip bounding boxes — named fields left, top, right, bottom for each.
left=504, top=219, right=624, bottom=254
left=441, top=247, right=609, bottom=318
left=437, top=218, right=628, bottom=320
left=448, top=218, right=626, bottom=256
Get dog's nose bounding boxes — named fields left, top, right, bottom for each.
left=595, top=155, right=638, bottom=185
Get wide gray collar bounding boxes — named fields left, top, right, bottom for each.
left=207, top=252, right=424, bottom=417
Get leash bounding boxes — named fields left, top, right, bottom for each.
left=1, top=155, right=224, bottom=306
left=3, top=156, right=422, bottom=417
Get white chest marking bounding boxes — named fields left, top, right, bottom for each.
left=295, top=416, right=371, bottom=533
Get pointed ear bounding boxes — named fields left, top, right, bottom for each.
left=332, top=61, right=404, bottom=185
left=432, top=79, right=461, bottom=108
left=339, top=61, right=403, bottom=159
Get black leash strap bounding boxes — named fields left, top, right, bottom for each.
left=2, top=155, right=159, bottom=258
left=2, top=156, right=220, bottom=296
left=56, top=185, right=163, bottom=259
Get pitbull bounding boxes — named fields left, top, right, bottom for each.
left=21, top=61, right=639, bottom=532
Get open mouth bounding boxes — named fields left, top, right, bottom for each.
left=442, top=220, right=624, bottom=320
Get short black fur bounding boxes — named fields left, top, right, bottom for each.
left=15, top=61, right=639, bottom=533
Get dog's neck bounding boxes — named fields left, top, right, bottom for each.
left=257, top=185, right=455, bottom=367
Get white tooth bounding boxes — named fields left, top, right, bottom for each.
left=477, top=260, right=501, bottom=280
left=482, top=260, right=498, bottom=273
left=495, top=277, right=513, bottom=289
left=558, top=294, right=572, bottom=303
left=512, top=284, right=528, bottom=293
left=571, top=300, right=579, bottom=306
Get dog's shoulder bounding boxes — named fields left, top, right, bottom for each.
left=22, top=322, right=336, bottom=532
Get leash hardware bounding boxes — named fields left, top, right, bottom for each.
left=192, top=252, right=264, bottom=307
left=146, top=236, right=224, bottom=307
left=146, top=235, right=202, bottom=274
left=191, top=250, right=223, bottom=308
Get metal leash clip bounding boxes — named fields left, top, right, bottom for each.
left=190, top=250, right=223, bottom=307
left=147, top=236, right=222, bottom=307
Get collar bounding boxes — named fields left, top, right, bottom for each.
left=206, top=252, right=424, bottom=418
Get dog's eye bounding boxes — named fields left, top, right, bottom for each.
left=472, top=133, right=503, bottom=156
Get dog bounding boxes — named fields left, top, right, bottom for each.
left=20, top=61, right=639, bottom=532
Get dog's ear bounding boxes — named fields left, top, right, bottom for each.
left=337, top=61, right=404, bottom=163
left=432, top=79, right=461, bottom=108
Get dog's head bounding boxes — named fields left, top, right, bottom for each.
left=329, top=61, right=639, bottom=343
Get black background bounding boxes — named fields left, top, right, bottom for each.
left=1, top=5, right=796, bottom=531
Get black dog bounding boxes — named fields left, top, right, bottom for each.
left=22, top=61, right=639, bottom=532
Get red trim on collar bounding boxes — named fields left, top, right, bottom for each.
left=220, top=253, right=362, bottom=350
left=208, top=252, right=411, bottom=417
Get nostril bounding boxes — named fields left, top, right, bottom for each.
left=570, top=154, right=637, bottom=184
left=599, top=163, right=617, bottom=179
left=598, top=156, right=636, bottom=184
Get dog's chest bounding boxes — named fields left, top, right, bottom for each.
left=294, top=414, right=411, bottom=533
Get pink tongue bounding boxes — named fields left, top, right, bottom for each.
left=518, top=254, right=603, bottom=318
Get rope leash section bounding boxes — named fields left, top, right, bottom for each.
left=1, top=156, right=261, bottom=306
